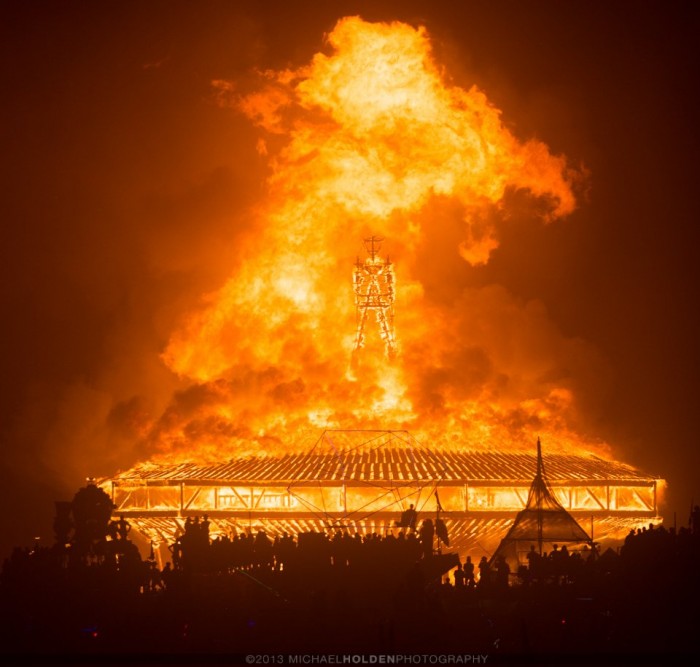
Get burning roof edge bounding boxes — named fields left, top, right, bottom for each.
left=101, top=448, right=660, bottom=486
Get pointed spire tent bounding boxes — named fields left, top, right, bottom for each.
left=489, top=437, right=593, bottom=569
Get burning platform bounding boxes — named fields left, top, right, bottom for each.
left=100, top=430, right=661, bottom=560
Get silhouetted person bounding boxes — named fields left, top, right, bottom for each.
left=170, top=536, right=184, bottom=570
left=453, top=562, right=465, bottom=587
left=550, top=544, right=566, bottom=583
left=496, top=555, right=510, bottom=589
left=161, top=561, right=173, bottom=589
left=464, top=556, right=475, bottom=587
left=254, top=530, right=273, bottom=569
left=526, top=545, right=542, bottom=580
left=478, top=556, right=490, bottom=588
left=398, top=504, right=418, bottom=532
left=419, top=519, right=434, bottom=559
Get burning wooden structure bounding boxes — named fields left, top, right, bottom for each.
left=100, top=431, right=661, bottom=559
left=353, top=236, right=397, bottom=358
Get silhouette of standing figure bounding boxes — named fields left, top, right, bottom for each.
left=478, top=556, right=490, bottom=588
left=464, top=555, right=476, bottom=587
left=496, top=555, right=510, bottom=589
left=453, top=562, right=465, bottom=587
left=398, top=504, right=418, bottom=532
left=418, top=519, right=434, bottom=559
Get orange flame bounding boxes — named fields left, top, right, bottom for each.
left=150, top=17, right=604, bottom=463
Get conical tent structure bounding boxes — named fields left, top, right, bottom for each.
left=490, top=438, right=593, bottom=571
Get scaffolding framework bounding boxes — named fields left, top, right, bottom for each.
left=100, top=431, right=662, bottom=558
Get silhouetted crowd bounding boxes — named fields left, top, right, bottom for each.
left=169, top=515, right=431, bottom=578
left=1, top=483, right=699, bottom=663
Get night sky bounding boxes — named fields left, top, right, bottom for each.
left=1, top=1, right=698, bottom=560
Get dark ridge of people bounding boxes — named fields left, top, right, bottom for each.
left=1, top=482, right=699, bottom=662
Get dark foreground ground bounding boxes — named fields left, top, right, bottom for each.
left=1, top=523, right=699, bottom=666
left=1, top=561, right=698, bottom=667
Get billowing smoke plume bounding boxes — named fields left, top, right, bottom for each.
left=131, top=17, right=607, bottom=463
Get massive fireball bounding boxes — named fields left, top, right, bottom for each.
left=147, top=17, right=603, bottom=463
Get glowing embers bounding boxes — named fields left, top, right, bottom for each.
left=352, top=236, right=397, bottom=359
left=286, top=430, right=447, bottom=530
